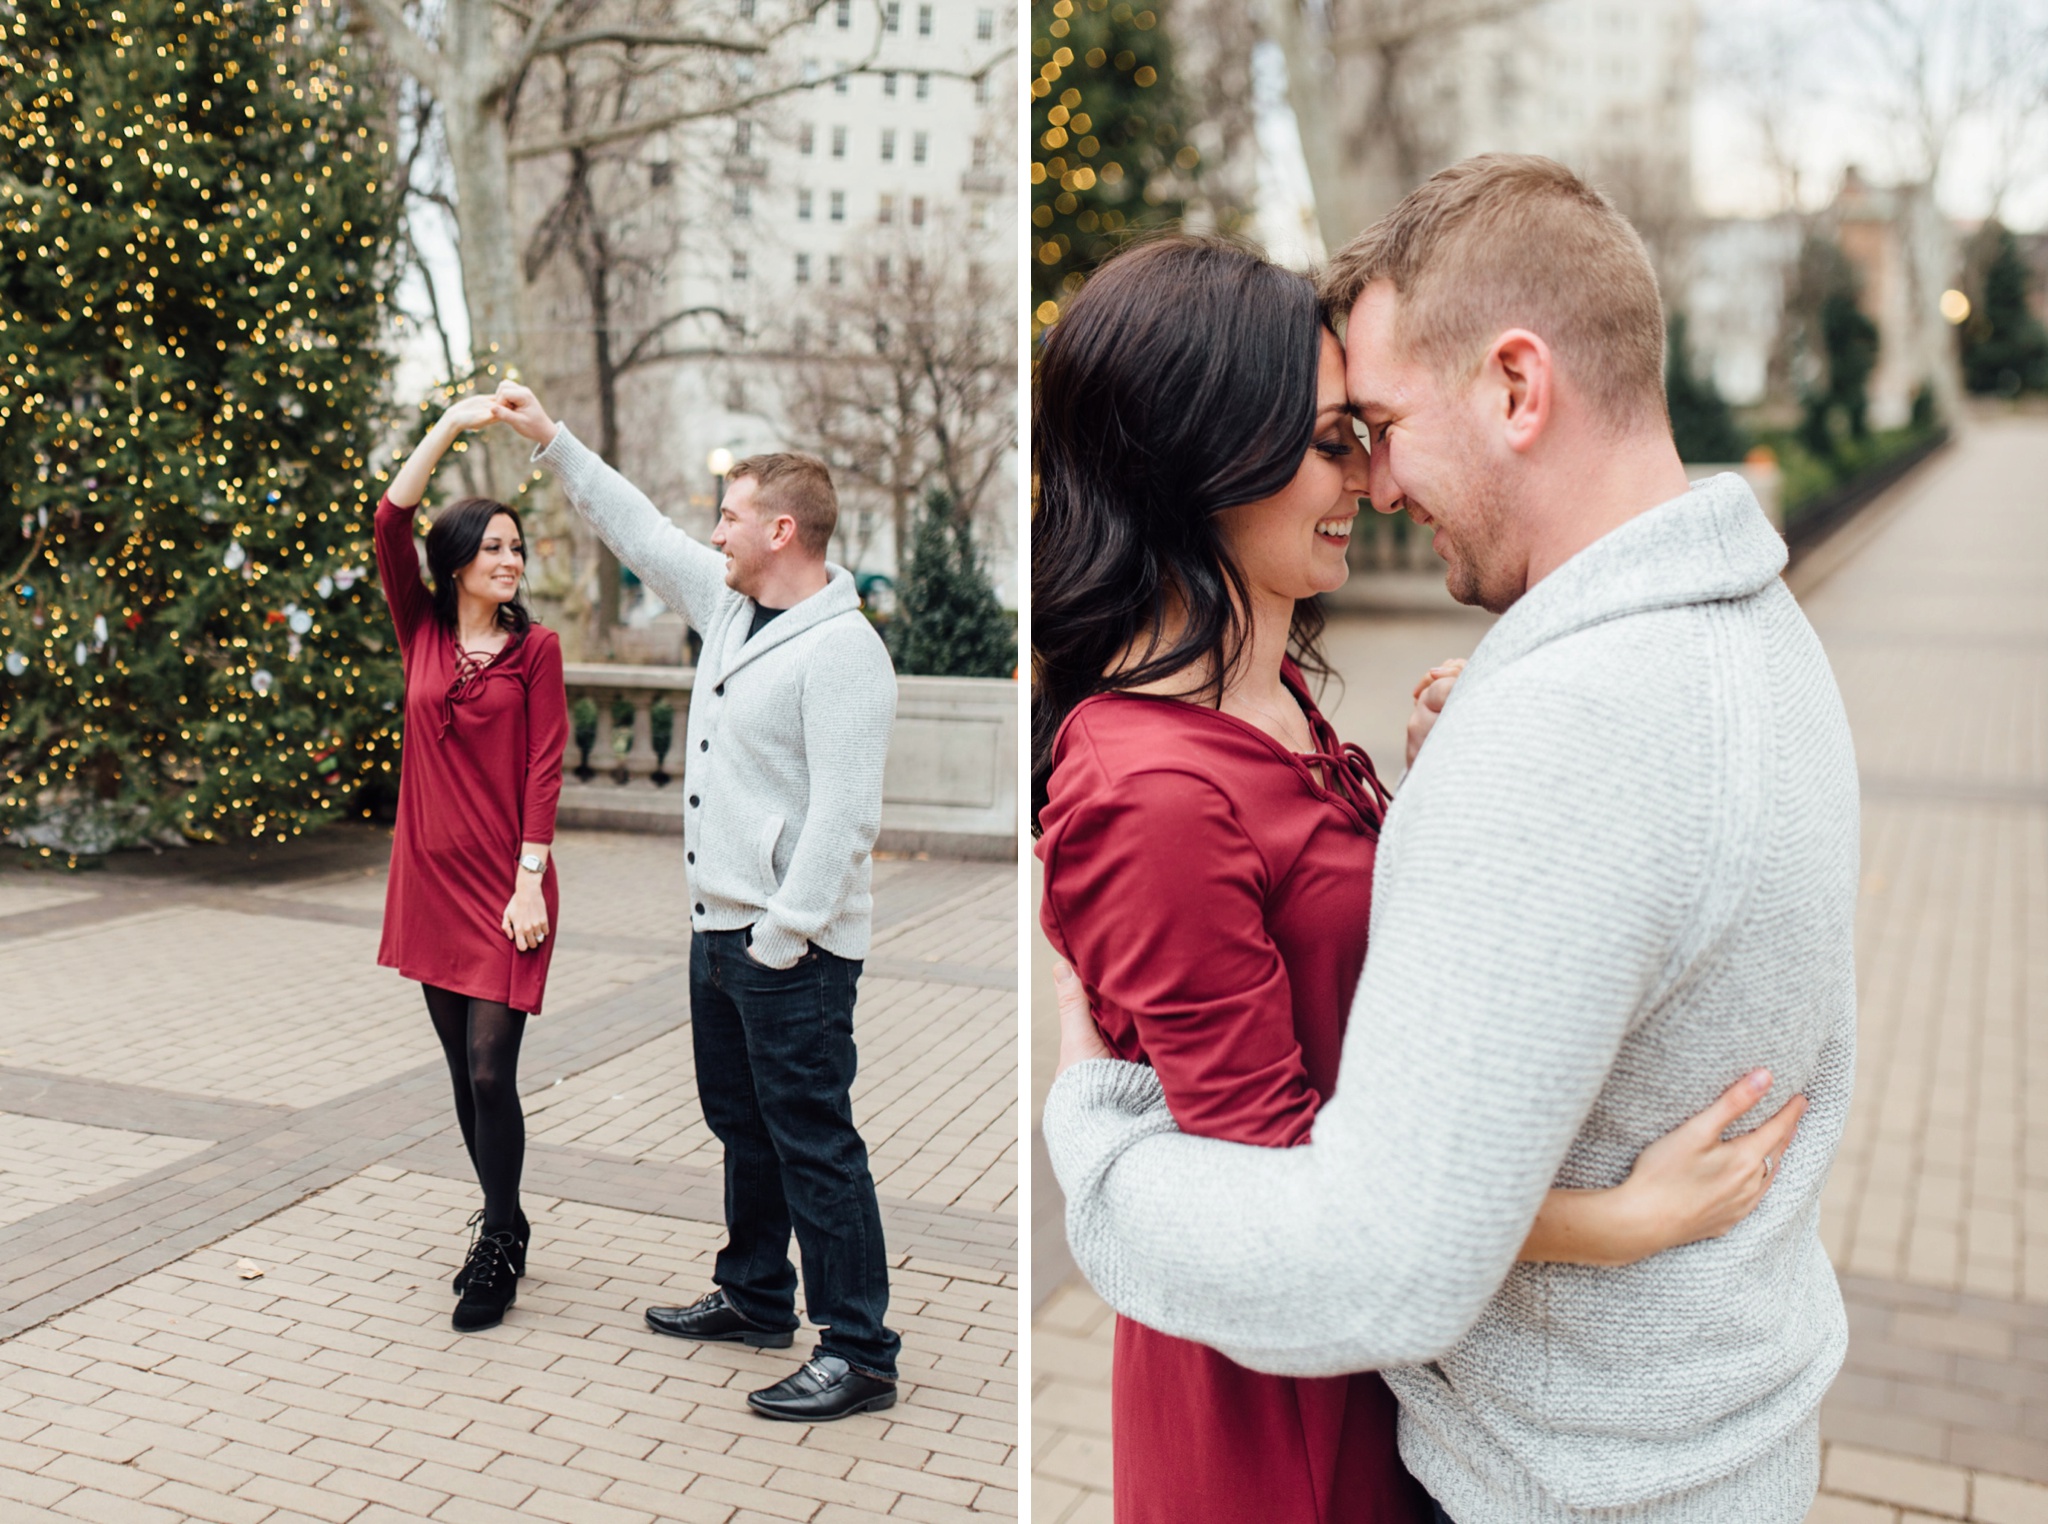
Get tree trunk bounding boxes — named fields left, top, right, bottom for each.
left=438, top=0, right=529, bottom=495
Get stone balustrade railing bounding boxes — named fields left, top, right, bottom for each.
left=557, top=663, right=1017, bottom=860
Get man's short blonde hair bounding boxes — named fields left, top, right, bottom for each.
left=1319, top=154, right=1668, bottom=434
left=728, top=452, right=838, bottom=556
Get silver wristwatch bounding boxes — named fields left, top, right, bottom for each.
left=517, top=852, right=545, bottom=875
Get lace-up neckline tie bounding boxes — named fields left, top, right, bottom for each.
left=441, top=645, right=495, bottom=737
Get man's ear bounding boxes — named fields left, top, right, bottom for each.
left=1488, top=328, right=1554, bottom=454
left=768, top=513, right=800, bottom=552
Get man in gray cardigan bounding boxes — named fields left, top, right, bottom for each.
left=1044, top=157, right=1859, bottom=1520
left=495, top=383, right=902, bottom=1423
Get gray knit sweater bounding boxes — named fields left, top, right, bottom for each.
left=537, top=426, right=896, bottom=969
left=1043, top=474, right=1858, bottom=1522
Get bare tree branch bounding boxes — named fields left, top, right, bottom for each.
left=508, top=48, right=1010, bottom=160
left=619, top=306, right=735, bottom=371
left=353, top=0, right=447, bottom=95
left=526, top=27, right=770, bottom=58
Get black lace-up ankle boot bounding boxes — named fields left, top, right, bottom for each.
left=453, top=1208, right=529, bottom=1292
left=452, top=1228, right=519, bottom=1332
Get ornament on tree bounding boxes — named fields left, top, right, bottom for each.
left=4, top=652, right=25, bottom=677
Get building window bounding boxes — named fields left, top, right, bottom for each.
left=883, top=71, right=897, bottom=97
left=737, top=56, right=755, bottom=83
left=792, top=316, right=811, bottom=352
left=975, top=72, right=991, bottom=104
left=733, top=120, right=752, bottom=154
left=918, top=3, right=932, bottom=35
left=971, top=136, right=990, bottom=169
left=799, top=122, right=814, bottom=154
left=825, top=316, right=842, bottom=349
left=875, top=257, right=891, bottom=287
left=834, top=72, right=849, bottom=94
left=733, top=183, right=751, bottom=217
left=802, top=57, right=820, bottom=82
left=650, top=159, right=673, bottom=187
left=883, top=0, right=899, bottom=31
left=795, top=252, right=811, bottom=283
left=915, top=72, right=930, bottom=99
left=829, top=189, right=845, bottom=221
left=910, top=195, right=926, bottom=226
left=738, top=0, right=755, bottom=18
left=731, top=249, right=748, bottom=281
left=977, top=8, right=993, bottom=40
left=797, top=188, right=813, bottom=220
left=835, top=0, right=850, bottom=27
left=827, top=254, right=844, bottom=287
left=878, top=193, right=895, bottom=224
left=912, top=130, right=928, bottom=163
left=831, top=125, right=846, bottom=158
left=969, top=200, right=986, bottom=230
left=881, top=128, right=896, bottom=161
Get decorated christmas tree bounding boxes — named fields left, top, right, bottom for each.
left=890, top=492, right=1015, bottom=680
left=0, top=0, right=404, bottom=852
left=1031, top=0, right=1196, bottom=333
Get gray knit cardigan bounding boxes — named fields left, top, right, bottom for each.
left=536, top=426, right=896, bottom=969
left=1043, top=474, right=1859, bottom=1522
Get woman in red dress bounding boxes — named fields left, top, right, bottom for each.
left=375, top=395, right=567, bottom=1332
left=1031, top=238, right=1803, bottom=1523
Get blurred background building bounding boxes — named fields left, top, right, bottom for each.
left=1031, top=0, right=2048, bottom=555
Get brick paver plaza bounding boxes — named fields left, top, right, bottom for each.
left=1031, top=414, right=2048, bottom=1523
left=0, top=831, right=1018, bottom=1521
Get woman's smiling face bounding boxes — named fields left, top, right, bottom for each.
left=1212, top=330, right=1370, bottom=604
left=457, top=511, right=525, bottom=607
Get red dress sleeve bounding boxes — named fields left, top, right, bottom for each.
left=373, top=495, right=432, bottom=656
left=1042, top=761, right=1323, bottom=1148
left=521, top=629, right=567, bottom=845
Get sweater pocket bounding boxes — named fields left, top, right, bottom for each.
left=757, top=813, right=785, bottom=889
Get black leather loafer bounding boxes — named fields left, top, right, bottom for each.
left=645, top=1288, right=794, bottom=1348
left=747, top=1354, right=897, bottom=1422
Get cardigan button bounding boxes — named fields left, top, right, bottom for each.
left=686, top=851, right=695, bottom=864
left=694, top=902, right=705, bottom=915
left=700, top=739, right=708, bottom=752
left=714, top=683, right=724, bottom=696
left=689, top=794, right=700, bottom=807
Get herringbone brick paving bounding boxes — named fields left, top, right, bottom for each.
left=1030, top=414, right=2048, bottom=1523
left=0, top=828, right=1017, bottom=1521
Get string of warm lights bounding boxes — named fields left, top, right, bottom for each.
left=1029, top=0, right=1197, bottom=335
left=0, top=0, right=408, bottom=853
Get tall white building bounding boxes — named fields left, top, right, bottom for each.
left=1445, top=0, right=1697, bottom=264
left=524, top=0, right=1018, bottom=652
left=705, top=0, right=1019, bottom=591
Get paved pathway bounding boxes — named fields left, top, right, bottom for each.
left=0, top=827, right=1017, bottom=1522
left=1030, top=414, right=2048, bottom=1524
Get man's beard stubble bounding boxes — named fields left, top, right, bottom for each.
left=1432, top=450, right=1520, bottom=615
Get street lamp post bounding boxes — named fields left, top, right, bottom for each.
left=707, top=447, right=735, bottom=510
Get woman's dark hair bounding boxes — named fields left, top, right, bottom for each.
left=425, top=496, right=533, bottom=637
left=1031, top=234, right=1334, bottom=835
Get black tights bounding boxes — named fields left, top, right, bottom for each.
left=423, top=985, right=528, bottom=1231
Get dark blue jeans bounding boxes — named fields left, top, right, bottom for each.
left=689, top=927, right=900, bottom=1378
left=1428, top=1501, right=1455, bottom=1524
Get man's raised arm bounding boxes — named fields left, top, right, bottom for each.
left=1042, top=666, right=1704, bottom=1376
left=494, top=382, right=729, bottom=634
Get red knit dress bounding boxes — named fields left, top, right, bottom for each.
left=1037, top=663, right=1430, bottom=1524
left=373, top=495, right=567, bottom=1015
